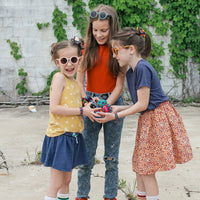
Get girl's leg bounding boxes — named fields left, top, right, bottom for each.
left=136, top=173, right=146, bottom=200
left=103, top=117, right=123, bottom=199
left=46, top=168, right=71, bottom=198
left=103, top=95, right=124, bottom=199
left=77, top=117, right=102, bottom=198
left=58, top=170, right=72, bottom=194
left=141, top=174, right=159, bottom=200
left=57, top=170, right=72, bottom=200
left=136, top=173, right=146, bottom=192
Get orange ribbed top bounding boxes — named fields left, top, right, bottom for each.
left=86, top=45, right=116, bottom=93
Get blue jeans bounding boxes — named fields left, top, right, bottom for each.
left=77, top=91, right=124, bottom=199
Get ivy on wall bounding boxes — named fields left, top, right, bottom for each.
left=27, top=0, right=200, bottom=99
left=52, top=6, right=68, bottom=42
left=36, top=22, right=50, bottom=30
left=16, top=68, right=28, bottom=95
left=159, top=0, right=200, bottom=98
left=6, top=40, right=28, bottom=95
left=66, top=0, right=89, bottom=37
left=32, top=69, right=59, bottom=96
left=88, top=0, right=200, bottom=98
left=6, top=39, right=22, bottom=60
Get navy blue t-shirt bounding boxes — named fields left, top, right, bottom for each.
left=126, top=59, right=169, bottom=111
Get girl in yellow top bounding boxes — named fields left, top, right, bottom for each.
left=40, top=39, right=93, bottom=200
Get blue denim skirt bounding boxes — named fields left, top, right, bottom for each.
left=40, top=132, right=88, bottom=172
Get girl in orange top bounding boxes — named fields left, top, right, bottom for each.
left=76, top=4, right=127, bottom=200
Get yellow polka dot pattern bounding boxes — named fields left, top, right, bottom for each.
left=46, top=77, right=84, bottom=137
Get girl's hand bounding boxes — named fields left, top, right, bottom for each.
left=83, top=103, right=100, bottom=122
left=92, top=96, right=99, bottom=103
left=94, top=112, right=115, bottom=123
left=111, top=105, right=119, bottom=113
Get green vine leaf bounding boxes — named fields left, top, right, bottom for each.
left=67, top=0, right=89, bottom=37
left=16, top=68, right=28, bottom=95
left=52, top=6, right=68, bottom=42
left=37, top=22, right=50, bottom=30
left=6, top=40, right=22, bottom=60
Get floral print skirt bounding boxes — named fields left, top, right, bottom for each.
left=132, top=101, right=193, bottom=175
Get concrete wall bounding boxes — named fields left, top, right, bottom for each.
left=0, top=0, right=199, bottom=102
left=0, top=0, right=85, bottom=102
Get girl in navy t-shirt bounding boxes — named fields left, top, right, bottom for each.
left=95, top=27, right=193, bottom=200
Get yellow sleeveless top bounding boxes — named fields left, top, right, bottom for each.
left=46, top=75, right=84, bottom=137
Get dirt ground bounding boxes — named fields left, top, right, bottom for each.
left=0, top=105, right=200, bottom=200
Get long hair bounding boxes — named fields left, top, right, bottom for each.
left=112, top=27, right=151, bottom=59
left=81, top=4, right=121, bottom=76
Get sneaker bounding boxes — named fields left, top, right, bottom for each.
left=75, top=198, right=88, bottom=200
left=104, top=198, right=117, bottom=200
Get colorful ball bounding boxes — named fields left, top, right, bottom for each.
left=90, top=102, right=98, bottom=108
left=102, top=104, right=112, bottom=112
left=97, top=99, right=107, bottom=108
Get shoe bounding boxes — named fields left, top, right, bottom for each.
left=75, top=198, right=88, bottom=200
left=104, top=198, right=117, bottom=200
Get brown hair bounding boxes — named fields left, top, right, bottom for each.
left=50, top=39, right=83, bottom=62
left=81, top=4, right=121, bottom=76
left=111, top=27, right=151, bottom=59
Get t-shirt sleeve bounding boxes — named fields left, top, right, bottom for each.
left=135, top=64, right=151, bottom=90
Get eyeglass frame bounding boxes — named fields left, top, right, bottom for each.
left=56, top=56, right=82, bottom=65
left=112, top=45, right=130, bottom=56
left=90, top=10, right=111, bottom=20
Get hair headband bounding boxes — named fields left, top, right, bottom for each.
left=71, top=36, right=85, bottom=49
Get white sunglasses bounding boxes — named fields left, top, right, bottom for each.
left=56, top=56, right=81, bottom=65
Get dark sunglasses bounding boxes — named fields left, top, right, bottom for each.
left=56, top=56, right=81, bottom=65
left=90, top=10, right=111, bottom=20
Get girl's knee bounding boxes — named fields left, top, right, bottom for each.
left=63, top=176, right=71, bottom=186
left=104, top=156, right=118, bottom=170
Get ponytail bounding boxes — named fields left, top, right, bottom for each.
left=141, top=33, right=151, bottom=59
left=112, top=27, right=152, bottom=59
left=137, top=27, right=151, bottom=59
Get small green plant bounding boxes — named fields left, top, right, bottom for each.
left=30, top=149, right=41, bottom=165
left=16, top=68, right=28, bottom=95
left=22, top=151, right=31, bottom=164
left=37, top=22, right=50, bottom=30
left=183, top=96, right=195, bottom=103
left=118, top=179, right=137, bottom=200
left=22, top=148, right=42, bottom=165
left=6, top=39, right=22, bottom=60
left=118, top=179, right=127, bottom=190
